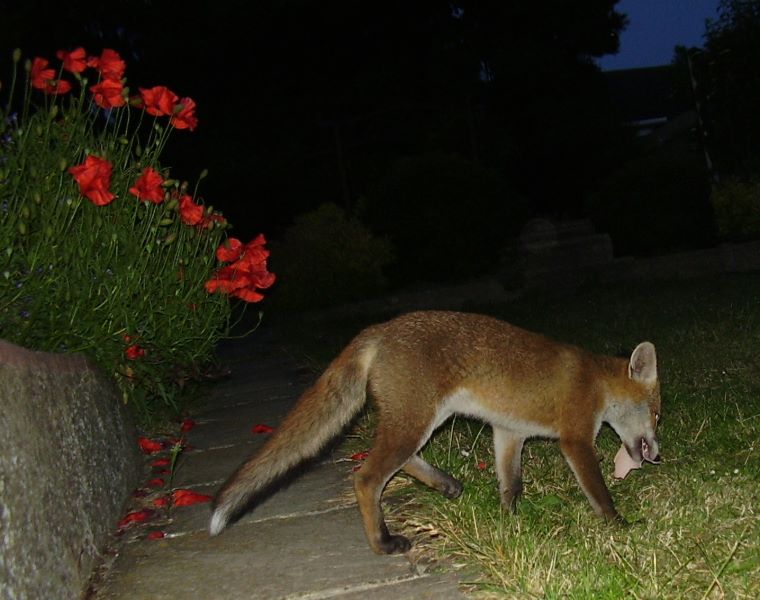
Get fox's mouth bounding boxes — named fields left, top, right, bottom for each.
left=641, top=439, right=661, bottom=463
left=626, top=437, right=661, bottom=464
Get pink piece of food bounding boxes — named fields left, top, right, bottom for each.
left=613, top=443, right=643, bottom=479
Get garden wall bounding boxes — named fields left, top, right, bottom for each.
left=0, top=340, right=142, bottom=600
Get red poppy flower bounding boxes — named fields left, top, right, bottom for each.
left=251, top=423, right=274, bottom=434
left=91, top=48, right=125, bottom=81
left=117, top=509, right=153, bottom=529
left=138, top=437, right=164, bottom=454
left=171, top=97, right=198, bottom=131
left=172, top=489, right=213, bottom=506
left=178, top=194, right=204, bottom=226
left=180, top=418, right=196, bottom=432
left=140, top=85, right=178, bottom=117
left=90, top=79, right=125, bottom=109
left=56, top=47, right=88, bottom=73
left=215, top=238, right=243, bottom=262
left=68, top=155, right=115, bottom=206
left=129, top=167, right=165, bottom=203
left=30, top=57, right=55, bottom=90
left=46, top=79, right=72, bottom=95
left=147, top=530, right=165, bottom=540
left=205, top=234, right=276, bottom=303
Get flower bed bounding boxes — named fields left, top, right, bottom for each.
left=0, top=47, right=275, bottom=424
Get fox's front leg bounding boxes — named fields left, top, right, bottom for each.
left=493, top=427, right=525, bottom=512
left=559, top=438, right=622, bottom=522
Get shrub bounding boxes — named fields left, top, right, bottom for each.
left=710, top=177, right=760, bottom=241
left=0, top=47, right=274, bottom=425
left=268, top=202, right=393, bottom=312
left=364, top=152, right=526, bottom=285
left=585, top=149, right=716, bottom=256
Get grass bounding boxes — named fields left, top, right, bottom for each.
left=276, top=272, right=760, bottom=598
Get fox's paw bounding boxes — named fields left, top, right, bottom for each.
left=377, top=534, right=412, bottom=555
left=608, top=513, right=630, bottom=528
left=442, top=479, right=464, bottom=499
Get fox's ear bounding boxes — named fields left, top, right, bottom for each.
left=629, top=342, right=657, bottom=384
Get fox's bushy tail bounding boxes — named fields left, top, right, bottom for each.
left=209, top=333, right=378, bottom=536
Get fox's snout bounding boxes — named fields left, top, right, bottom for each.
left=625, top=436, right=660, bottom=465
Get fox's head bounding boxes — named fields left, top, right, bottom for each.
left=607, top=341, right=661, bottom=465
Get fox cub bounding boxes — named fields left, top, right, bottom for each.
left=210, top=310, right=661, bottom=555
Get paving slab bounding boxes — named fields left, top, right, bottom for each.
left=166, top=460, right=354, bottom=533
left=185, top=399, right=298, bottom=448
left=95, top=507, right=464, bottom=600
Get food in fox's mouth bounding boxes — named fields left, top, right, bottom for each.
left=613, top=443, right=643, bottom=479
left=613, top=439, right=661, bottom=479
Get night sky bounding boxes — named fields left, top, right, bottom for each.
left=599, top=0, right=721, bottom=70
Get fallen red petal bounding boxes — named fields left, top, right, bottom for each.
left=476, top=461, right=487, bottom=471
left=138, top=437, right=164, bottom=454
left=117, top=509, right=154, bottom=529
left=180, top=418, right=196, bottom=432
left=152, top=496, right=169, bottom=508
left=172, top=489, right=213, bottom=506
left=148, top=478, right=165, bottom=487
left=147, top=530, right=165, bottom=540
left=251, top=424, right=274, bottom=434
left=350, top=451, right=370, bottom=461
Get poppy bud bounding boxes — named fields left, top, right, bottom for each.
left=49, top=105, right=58, bottom=119
left=33, top=192, right=41, bottom=204
left=46, top=226, right=54, bottom=238
left=166, top=198, right=178, bottom=211
left=118, top=137, right=129, bottom=145
left=163, top=232, right=177, bottom=245
left=35, top=125, right=43, bottom=136
left=21, top=205, right=30, bottom=218
left=161, top=179, right=177, bottom=188
left=13, top=48, right=21, bottom=63
left=18, top=222, right=27, bottom=235
left=58, top=158, right=67, bottom=171
left=24, top=58, right=31, bottom=72
left=159, top=218, right=174, bottom=226
left=199, top=169, right=208, bottom=180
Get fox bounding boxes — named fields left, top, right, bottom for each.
left=209, top=310, right=661, bottom=555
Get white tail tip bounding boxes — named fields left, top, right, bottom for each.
left=209, top=509, right=228, bottom=536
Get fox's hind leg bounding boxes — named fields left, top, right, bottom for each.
left=402, top=455, right=463, bottom=499
left=353, top=411, right=439, bottom=555
left=493, top=427, right=525, bottom=512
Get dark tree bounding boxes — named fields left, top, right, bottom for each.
left=678, top=0, right=760, bottom=179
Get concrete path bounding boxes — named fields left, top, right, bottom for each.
left=91, top=322, right=468, bottom=599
